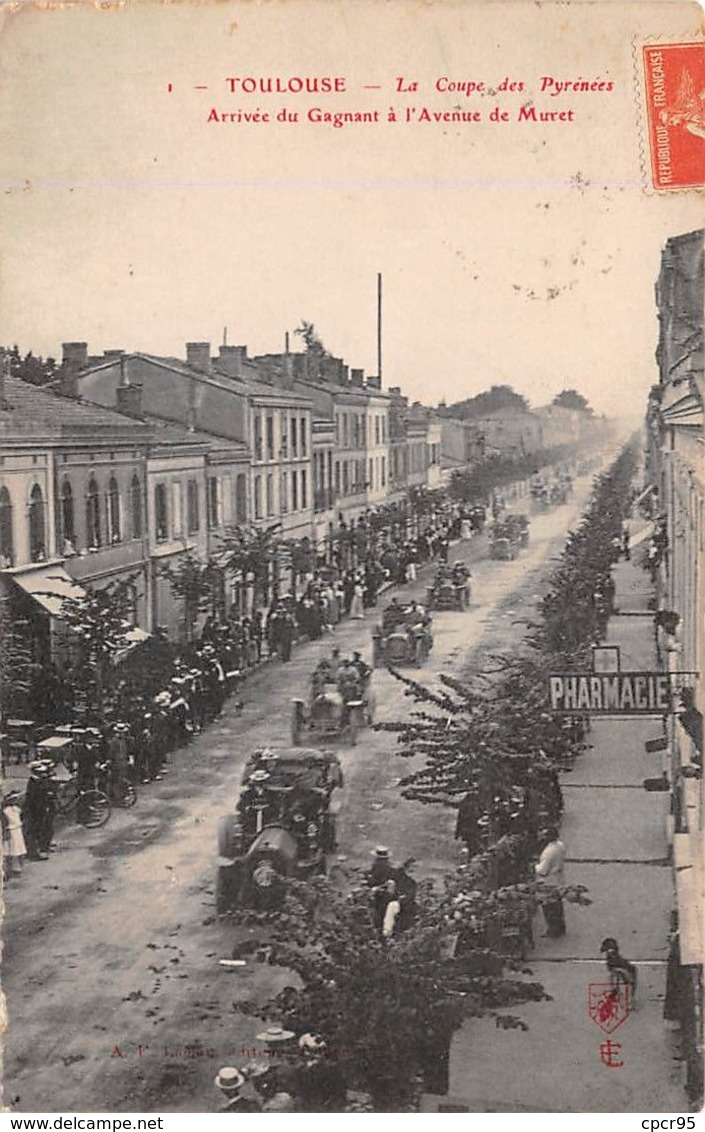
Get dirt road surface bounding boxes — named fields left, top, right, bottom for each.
left=2, top=480, right=596, bottom=1113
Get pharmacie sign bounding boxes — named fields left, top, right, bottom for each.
left=548, top=671, right=673, bottom=715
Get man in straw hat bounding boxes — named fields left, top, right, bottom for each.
left=22, top=761, right=57, bottom=860
left=213, top=1066, right=261, bottom=1112
left=366, top=845, right=394, bottom=888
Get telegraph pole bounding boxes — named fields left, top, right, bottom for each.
left=377, top=272, right=383, bottom=384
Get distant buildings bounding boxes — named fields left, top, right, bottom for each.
left=468, top=405, right=544, bottom=458
left=388, top=388, right=443, bottom=498
left=440, top=418, right=486, bottom=476
left=439, top=400, right=600, bottom=476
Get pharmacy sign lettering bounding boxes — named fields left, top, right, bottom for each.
left=548, top=672, right=672, bottom=715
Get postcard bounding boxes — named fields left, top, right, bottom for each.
left=0, top=0, right=702, bottom=1118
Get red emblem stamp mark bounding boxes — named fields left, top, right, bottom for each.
left=599, top=1039, right=624, bottom=1069
left=642, top=43, right=705, bottom=189
left=587, top=982, right=631, bottom=1033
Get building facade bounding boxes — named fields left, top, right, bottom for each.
left=65, top=340, right=316, bottom=601
left=440, top=417, right=486, bottom=476
left=649, top=228, right=704, bottom=1103
left=0, top=370, right=151, bottom=664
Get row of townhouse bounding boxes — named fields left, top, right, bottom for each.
left=646, top=228, right=703, bottom=1102
left=0, top=338, right=445, bottom=647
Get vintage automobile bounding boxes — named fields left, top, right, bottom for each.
left=490, top=534, right=517, bottom=560
left=490, top=514, right=530, bottom=559
left=215, top=746, right=342, bottom=913
left=372, top=601, right=433, bottom=668
left=503, top=513, right=530, bottom=548
left=425, top=562, right=472, bottom=611
left=291, top=658, right=374, bottom=746
left=552, top=478, right=572, bottom=504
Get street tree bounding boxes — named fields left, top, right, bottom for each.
left=552, top=389, right=593, bottom=414
left=215, top=521, right=283, bottom=606
left=0, top=603, right=41, bottom=722
left=387, top=442, right=639, bottom=807
left=235, top=872, right=583, bottom=1110
left=294, top=321, right=328, bottom=357
left=159, top=554, right=219, bottom=642
left=54, top=576, right=142, bottom=718
left=443, top=385, right=530, bottom=420
left=3, top=344, right=57, bottom=387
left=160, top=523, right=284, bottom=638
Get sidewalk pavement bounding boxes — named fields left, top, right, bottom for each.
left=445, top=523, right=688, bottom=1112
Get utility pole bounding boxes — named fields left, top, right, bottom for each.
left=377, top=272, right=383, bottom=384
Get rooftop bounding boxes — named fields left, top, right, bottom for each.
left=80, top=351, right=315, bottom=408
left=145, top=414, right=249, bottom=455
left=0, top=374, right=151, bottom=441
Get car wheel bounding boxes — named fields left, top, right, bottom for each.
left=83, top=790, right=111, bottom=828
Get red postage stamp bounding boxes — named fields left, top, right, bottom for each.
left=642, top=42, right=705, bottom=190
left=587, top=983, right=632, bottom=1034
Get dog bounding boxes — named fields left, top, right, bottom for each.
left=600, top=937, right=637, bottom=999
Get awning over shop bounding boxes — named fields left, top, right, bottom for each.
left=634, top=483, right=657, bottom=507
left=112, top=624, right=151, bottom=664
left=12, top=564, right=87, bottom=616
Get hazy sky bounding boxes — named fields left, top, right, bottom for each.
left=0, top=0, right=701, bottom=416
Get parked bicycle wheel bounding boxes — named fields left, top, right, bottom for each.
left=81, top=789, right=111, bottom=828
left=113, top=779, right=137, bottom=808
left=55, top=779, right=78, bottom=817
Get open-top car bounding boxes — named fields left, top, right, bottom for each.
left=490, top=534, right=517, bottom=560
left=291, top=653, right=374, bottom=746
left=216, top=746, right=343, bottom=913
left=503, top=513, right=530, bottom=548
left=490, top=514, right=530, bottom=559
left=426, top=562, right=472, bottom=611
left=372, top=600, right=433, bottom=668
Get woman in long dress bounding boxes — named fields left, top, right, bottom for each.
left=349, top=578, right=365, bottom=619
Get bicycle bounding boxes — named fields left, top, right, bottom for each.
left=95, top=761, right=138, bottom=808
left=54, top=773, right=111, bottom=828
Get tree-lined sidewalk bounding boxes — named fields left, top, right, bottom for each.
left=444, top=528, right=687, bottom=1112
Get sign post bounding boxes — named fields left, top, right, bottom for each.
left=547, top=670, right=698, bottom=716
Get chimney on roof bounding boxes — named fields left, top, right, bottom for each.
left=217, top=344, right=247, bottom=378
left=350, top=368, right=364, bottom=388
left=60, top=342, right=88, bottom=398
left=116, top=383, right=144, bottom=418
left=366, top=375, right=381, bottom=390
left=186, top=342, right=212, bottom=374
left=280, top=333, right=294, bottom=390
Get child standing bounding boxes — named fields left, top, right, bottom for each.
left=2, top=790, right=27, bottom=880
